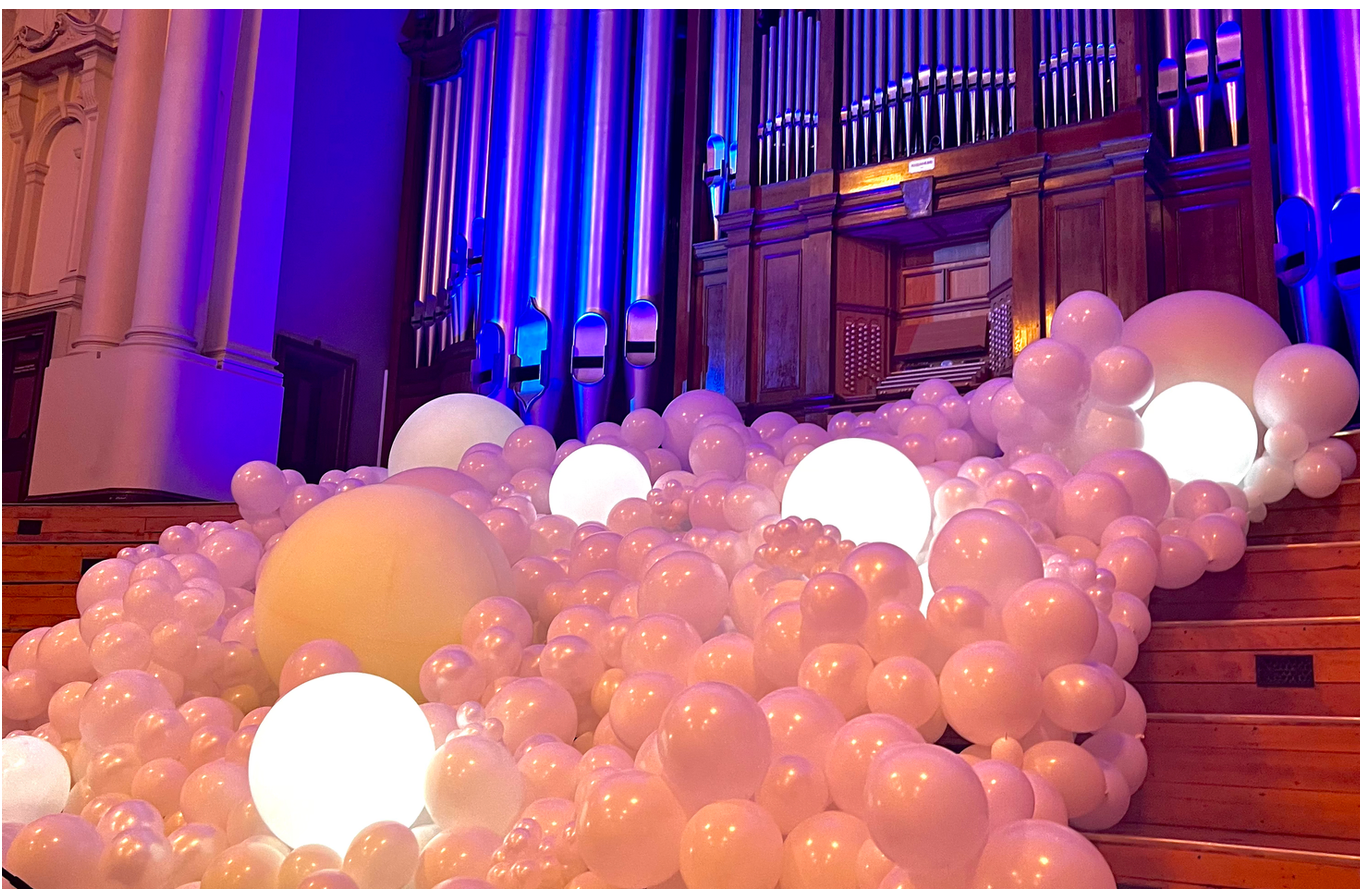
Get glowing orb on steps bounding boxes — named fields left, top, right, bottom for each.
left=781, top=438, right=932, bottom=555
left=1140, top=381, right=1258, bottom=485
left=249, top=672, right=433, bottom=853
left=388, top=393, right=524, bottom=474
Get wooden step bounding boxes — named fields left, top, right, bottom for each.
left=1125, top=714, right=1360, bottom=843
left=1250, top=480, right=1360, bottom=545
left=2, top=502, right=239, bottom=543
left=1129, top=617, right=1360, bottom=716
left=1090, top=825, right=1360, bottom=888
left=1151, top=542, right=1360, bottom=621
left=2, top=542, right=132, bottom=584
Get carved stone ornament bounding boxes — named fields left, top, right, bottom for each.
left=4, top=10, right=102, bottom=69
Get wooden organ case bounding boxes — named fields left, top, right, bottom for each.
left=673, top=10, right=1278, bottom=419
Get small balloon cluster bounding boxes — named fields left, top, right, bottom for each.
left=3, top=289, right=1356, bottom=889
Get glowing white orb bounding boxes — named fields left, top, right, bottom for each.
left=2, top=736, right=71, bottom=824
left=388, top=393, right=524, bottom=474
left=548, top=443, right=652, bottom=524
left=782, top=437, right=932, bottom=555
left=249, top=672, right=433, bottom=852
left=1141, top=381, right=1259, bottom=485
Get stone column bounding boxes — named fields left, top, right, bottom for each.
left=71, top=8, right=169, bottom=352
left=122, top=9, right=225, bottom=351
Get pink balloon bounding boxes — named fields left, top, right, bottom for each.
left=1155, top=535, right=1209, bottom=589
left=780, top=810, right=870, bottom=888
left=686, top=632, right=762, bottom=698
left=1022, top=740, right=1106, bottom=818
left=575, top=769, right=686, bottom=888
left=656, top=682, right=772, bottom=811
left=938, top=641, right=1043, bottom=745
left=608, top=671, right=682, bottom=752
left=620, top=613, right=702, bottom=679
left=799, top=573, right=869, bottom=649
left=752, top=602, right=804, bottom=690
left=1096, top=536, right=1159, bottom=602
left=824, top=714, right=924, bottom=817
left=1056, top=473, right=1133, bottom=543
left=1000, top=578, right=1099, bottom=674
left=636, top=552, right=729, bottom=639
left=678, top=799, right=784, bottom=889
left=797, top=643, right=873, bottom=719
left=972, top=819, right=1115, bottom=888
left=865, top=656, right=940, bottom=728
left=928, top=509, right=1043, bottom=607
left=861, top=599, right=930, bottom=662
left=485, top=677, right=577, bottom=753
left=864, top=743, right=990, bottom=873
left=1082, top=449, right=1171, bottom=523
left=756, top=754, right=831, bottom=835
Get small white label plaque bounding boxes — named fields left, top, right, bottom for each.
left=907, top=156, right=936, bottom=174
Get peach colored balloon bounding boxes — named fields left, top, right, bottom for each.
left=180, top=759, right=250, bottom=829
left=80, top=669, right=176, bottom=751
left=608, top=671, right=682, bottom=751
left=462, top=597, right=534, bottom=649
left=300, top=868, right=360, bottom=888
left=575, top=769, right=686, bottom=888
left=518, top=796, right=577, bottom=836
left=729, top=563, right=796, bottom=636
left=95, top=799, right=163, bottom=843
left=7, top=813, right=105, bottom=889
left=971, top=819, right=1115, bottom=888
left=866, top=656, right=940, bottom=728
left=415, top=827, right=499, bottom=889
left=98, top=824, right=173, bottom=887
left=860, top=599, right=930, bottom=662
left=485, top=677, right=577, bottom=753
left=797, top=643, right=873, bottom=718
left=752, top=601, right=804, bottom=689
left=856, top=837, right=895, bottom=889
left=656, top=682, right=772, bottom=811
left=938, top=640, right=1044, bottom=745
left=679, top=800, right=784, bottom=889
left=539, top=635, right=606, bottom=705
left=279, top=843, right=343, bottom=889
left=928, top=508, right=1043, bottom=607
left=686, top=632, right=763, bottom=698
left=1001, top=577, right=1101, bottom=675
left=201, top=838, right=287, bottom=887
left=1026, top=769, right=1070, bottom=824
left=1042, top=662, right=1122, bottom=733
left=517, top=741, right=582, bottom=802
left=1022, top=740, right=1106, bottom=818
left=799, top=573, right=869, bottom=649
left=759, top=685, right=846, bottom=766
left=839, top=542, right=924, bottom=608
left=277, top=639, right=362, bottom=696
left=636, top=551, right=730, bottom=639
left=131, top=758, right=189, bottom=817
left=87, top=743, right=140, bottom=795
left=755, top=755, right=830, bottom=835
left=167, top=822, right=224, bottom=887
left=616, top=528, right=674, bottom=581
left=864, top=743, right=990, bottom=874
left=420, top=646, right=488, bottom=709
left=620, top=613, right=702, bottom=679
left=825, top=713, right=924, bottom=817
left=973, top=759, right=1038, bottom=830
left=343, top=821, right=419, bottom=889
left=780, top=810, right=870, bottom=889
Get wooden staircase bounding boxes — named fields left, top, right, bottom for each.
left=2, top=503, right=239, bottom=659
left=1089, top=477, right=1360, bottom=888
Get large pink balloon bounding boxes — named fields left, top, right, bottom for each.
left=1254, top=343, right=1360, bottom=442
left=656, top=682, right=772, bottom=811
left=824, top=713, right=924, bottom=816
left=1082, top=449, right=1171, bottom=523
left=864, top=743, right=990, bottom=874
left=1055, top=473, right=1133, bottom=543
left=760, top=686, right=845, bottom=764
left=636, top=551, right=729, bottom=639
left=972, top=819, right=1115, bottom=888
left=678, top=800, right=784, bottom=889
left=575, top=769, right=686, bottom=888
left=939, top=641, right=1043, bottom=745
left=1000, top=578, right=1099, bottom=674
left=661, top=391, right=744, bottom=468
left=1122, top=289, right=1290, bottom=409
left=928, top=509, right=1043, bottom=607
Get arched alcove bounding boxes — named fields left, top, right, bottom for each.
left=28, top=119, right=85, bottom=296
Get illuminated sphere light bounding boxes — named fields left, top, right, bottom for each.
left=549, top=444, right=653, bottom=525
left=255, top=485, right=513, bottom=698
left=249, top=672, right=433, bottom=853
left=1141, top=382, right=1258, bottom=485
left=2, top=736, right=71, bottom=824
left=387, top=393, right=524, bottom=474
left=781, top=438, right=932, bottom=556
left=1122, top=289, right=1290, bottom=409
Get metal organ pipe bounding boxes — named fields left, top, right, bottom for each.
left=572, top=10, right=632, bottom=435
left=476, top=10, right=537, bottom=408
left=1156, top=10, right=1183, bottom=157
left=523, top=10, right=584, bottom=429
left=1215, top=10, right=1243, bottom=147
left=449, top=24, right=494, bottom=345
left=624, top=9, right=675, bottom=413
left=1272, top=10, right=1348, bottom=353
left=1185, top=9, right=1214, bottom=154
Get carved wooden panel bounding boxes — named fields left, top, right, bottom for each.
left=759, top=250, right=803, bottom=394
left=1055, top=199, right=1109, bottom=297
left=1157, top=182, right=1258, bottom=303
left=702, top=281, right=728, bottom=393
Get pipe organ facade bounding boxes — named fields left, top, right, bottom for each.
left=385, top=8, right=1360, bottom=453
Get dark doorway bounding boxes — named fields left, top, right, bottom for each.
left=3, top=313, right=55, bottom=501
left=275, top=334, right=356, bottom=484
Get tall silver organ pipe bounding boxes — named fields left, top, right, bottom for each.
left=1035, top=9, right=1119, bottom=131
left=761, top=10, right=820, bottom=184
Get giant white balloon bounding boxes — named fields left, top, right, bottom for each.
left=249, top=672, right=433, bottom=852
left=1141, top=382, right=1258, bottom=485
left=1, top=736, right=71, bottom=825
left=388, top=393, right=524, bottom=474
left=549, top=444, right=653, bottom=524
left=782, top=438, right=932, bottom=556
